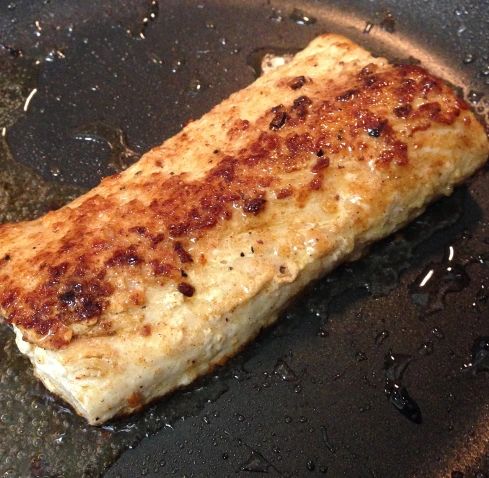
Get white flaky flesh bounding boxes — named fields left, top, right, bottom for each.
left=0, top=34, right=487, bottom=424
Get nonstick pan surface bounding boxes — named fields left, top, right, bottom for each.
left=0, top=1, right=489, bottom=477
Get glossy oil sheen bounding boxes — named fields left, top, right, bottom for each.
left=0, top=0, right=488, bottom=477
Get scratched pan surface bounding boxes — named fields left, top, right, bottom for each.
left=0, top=0, right=489, bottom=477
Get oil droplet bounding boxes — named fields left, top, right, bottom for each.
left=454, top=6, right=468, bottom=16
left=170, top=58, right=185, bottom=73
left=384, top=353, right=412, bottom=382
left=289, top=8, right=317, bottom=26
left=273, top=358, right=297, bottom=381
left=129, top=0, right=159, bottom=39
left=44, top=49, right=65, bottom=63
left=306, top=459, right=315, bottom=471
left=467, top=90, right=483, bottom=104
left=462, top=337, right=489, bottom=373
left=240, top=449, right=272, bottom=473
left=463, top=53, right=475, bottom=64
left=432, top=327, right=445, bottom=340
left=386, top=385, right=422, bottom=424
left=457, top=25, right=467, bottom=36
left=188, top=77, right=205, bottom=96
left=384, top=353, right=422, bottom=424
left=418, top=341, right=434, bottom=356
left=409, top=247, right=470, bottom=314
left=320, top=426, right=336, bottom=453
left=375, top=330, right=389, bottom=345
left=355, top=351, right=367, bottom=362
left=72, top=121, right=140, bottom=174
left=269, top=9, right=283, bottom=23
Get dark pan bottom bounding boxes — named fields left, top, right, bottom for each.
left=0, top=1, right=488, bottom=476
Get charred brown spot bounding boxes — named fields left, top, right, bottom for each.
left=394, top=104, right=412, bottom=118
left=312, top=156, right=330, bottom=172
left=358, top=63, right=377, bottom=78
left=174, top=241, right=193, bottom=263
left=269, top=109, right=288, bottom=130
left=397, top=78, right=418, bottom=103
left=243, top=197, right=267, bottom=215
left=367, top=119, right=388, bottom=138
left=276, top=187, right=293, bottom=199
left=289, top=75, right=307, bottom=90
left=358, top=65, right=388, bottom=90
left=309, top=174, right=323, bottom=190
left=178, top=282, right=195, bottom=297
left=106, top=247, right=141, bottom=267
left=416, top=101, right=460, bottom=124
left=151, top=260, right=173, bottom=276
left=286, top=133, right=313, bottom=156
left=336, top=88, right=359, bottom=102
left=150, top=233, right=165, bottom=247
left=58, top=290, right=76, bottom=307
left=378, top=140, right=408, bottom=166
left=210, top=156, right=237, bottom=182
left=421, top=77, right=442, bottom=96
left=292, top=95, right=313, bottom=118
left=168, top=222, right=188, bottom=237
left=418, top=101, right=442, bottom=117
left=0, top=62, right=465, bottom=347
left=56, top=279, right=113, bottom=324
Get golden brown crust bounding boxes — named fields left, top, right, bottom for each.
left=6, top=33, right=488, bottom=425
left=0, top=47, right=482, bottom=350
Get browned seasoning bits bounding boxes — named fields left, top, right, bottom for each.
left=289, top=75, right=307, bottom=90
left=292, top=95, right=312, bottom=118
left=269, top=105, right=288, bottom=130
left=243, top=197, right=267, bottom=215
left=178, top=282, right=195, bottom=297
left=174, top=241, right=193, bottom=263
left=394, top=104, right=412, bottom=118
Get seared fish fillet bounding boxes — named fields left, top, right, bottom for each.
left=0, top=34, right=487, bottom=424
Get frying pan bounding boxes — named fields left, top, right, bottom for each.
left=0, top=0, right=489, bottom=476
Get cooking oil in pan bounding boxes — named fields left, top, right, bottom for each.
left=0, top=3, right=488, bottom=475
left=72, top=121, right=140, bottom=175
left=0, top=44, right=237, bottom=478
left=0, top=136, right=82, bottom=223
